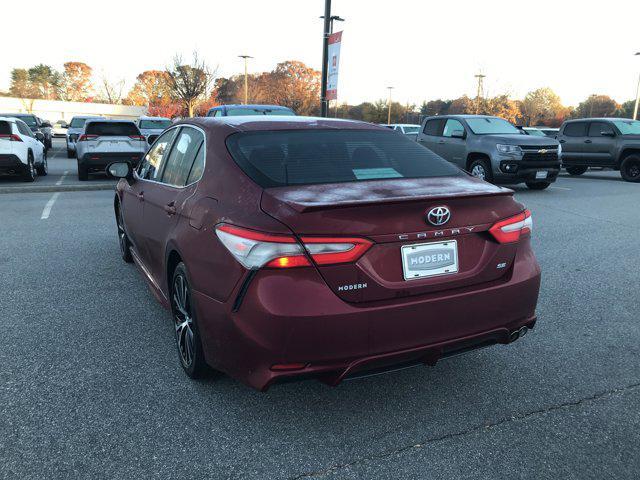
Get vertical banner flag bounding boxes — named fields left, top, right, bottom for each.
left=326, top=31, right=342, bottom=101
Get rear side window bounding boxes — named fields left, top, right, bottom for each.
left=226, top=129, right=461, bottom=188
left=85, top=122, right=140, bottom=136
left=563, top=122, right=587, bottom=137
left=161, top=127, right=204, bottom=186
left=423, top=119, right=443, bottom=136
left=0, top=121, right=11, bottom=135
left=588, top=122, right=614, bottom=137
left=139, top=119, right=172, bottom=129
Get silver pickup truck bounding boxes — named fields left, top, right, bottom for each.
left=417, top=114, right=560, bottom=190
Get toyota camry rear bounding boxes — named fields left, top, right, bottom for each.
left=113, top=117, right=541, bottom=391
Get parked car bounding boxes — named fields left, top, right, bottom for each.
left=0, top=116, right=47, bottom=181
left=52, top=120, right=69, bottom=137
left=387, top=123, right=421, bottom=140
left=75, top=119, right=146, bottom=181
left=66, top=115, right=105, bottom=158
left=557, top=118, right=640, bottom=182
left=417, top=115, right=560, bottom=190
left=206, top=104, right=296, bottom=117
left=136, top=116, right=172, bottom=145
left=107, top=116, right=540, bottom=391
left=0, top=113, right=52, bottom=150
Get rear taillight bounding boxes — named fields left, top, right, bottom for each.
left=489, top=209, right=532, bottom=244
left=78, top=134, right=98, bottom=142
left=0, top=134, right=22, bottom=142
left=129, top=135, right=145, bottom=141
left=215, top=224, right=372, bottom=269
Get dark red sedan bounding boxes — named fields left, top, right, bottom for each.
left=108, top=116, right=540, bottom=391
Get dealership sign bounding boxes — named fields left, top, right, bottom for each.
left=326, top=31, right=342, bottom=100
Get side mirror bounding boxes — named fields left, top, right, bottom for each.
left=106, top=162, right=133, bottom=181
left=601, top=131, right=615, bottom=137
left=451, top=130, right=465, bottom=139
left=35, top=132, right=45, bottom=142
left=42, top=122, right=52, bottom=128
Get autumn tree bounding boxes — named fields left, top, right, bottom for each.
left=260, top=61, right=320, bottom=115
left=166, top=53, right=214, bottom=117
left=616, top=100, right=635, bottom=119
left=127, top=70, right=173, bottom=107
left=9, top=69, right=36, bottom=99
left=448, top=96, right=475, bottom=114
left=58, top=62, right=93, bottom=101
left=573, top=95, right=619, bottom=118
left=479, top=95, right=521, bottom=124
left=520, top=88, right=563, bottom=126
left=27, top=64, right=60, bottom=100
left=421, top=99, right=451, bottom=117
left=97, top=76, right=126, bottom=104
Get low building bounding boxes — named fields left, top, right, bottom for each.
left=0, top=97, right=147, bottom=122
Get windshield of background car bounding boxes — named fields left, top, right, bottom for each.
left=70, top=118, right=90, bottom=128
left=139, top=120, right=172, bottom=129
left=85, top=122, right=140, bottom=136
left=525, top=129, right=546, bottom=136
left=612, top=120, right=640, bottom=135
left=403, top=126, right=420, bottom=134
left=226, top=108, right=296, bottom=116
left=466, top=117, right=521, bottom=135
left=226, top=129, right=462, bottom=188
left=15, top=115, right=37, bottom=127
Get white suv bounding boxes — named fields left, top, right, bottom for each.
left=0, top=116, right=47, bottom=182
left=75, top=119, right=147, bottom=180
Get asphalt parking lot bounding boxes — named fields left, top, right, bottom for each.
left=1, top=141, right=639, bottom=479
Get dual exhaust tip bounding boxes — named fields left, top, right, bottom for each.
left=509, top=326, right=529, bottom=343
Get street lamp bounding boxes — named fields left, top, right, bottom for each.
left=238, top=55, right=253, bottom=105
left=387, top=86, right=394, bottom=125
left=634, top=52, right=640, bottom=120
left=319, top=14, right=345, bottom=34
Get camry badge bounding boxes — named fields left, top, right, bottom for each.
left=426, top=206, right=451, bottom=226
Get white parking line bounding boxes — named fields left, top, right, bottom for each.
left=55, top=170, right=69, bottom=186
left=549, top=186, right=571, bottom=191
left=41, top=193, right=60, bottom=220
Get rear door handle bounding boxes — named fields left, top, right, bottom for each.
left=437, top=140, right=445, bottom=144
left=164, top=201, right=176, bottom=216
left=584, top=139, right=592, bottom=143
left=137, top=191, right=144, bottom=201
left=559, top=140, right=566, bottom=143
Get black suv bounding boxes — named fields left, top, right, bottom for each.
left=558, top=118, right=640, bottom=182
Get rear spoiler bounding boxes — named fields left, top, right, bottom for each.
left=262, top=177, right=513, bottom=213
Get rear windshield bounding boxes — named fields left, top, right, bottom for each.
left=85, top=122, right=140, bottom=136
left=466, top=117, right=521, bottom=135
left=139, top=119, right=172, bottom=129
left=226, top=108, right=295, bottom=116
left=70, top=117, right=94, bottom=128
left=9, top=115, right=37, bottom=127
left=0, top=121, right=12, bottom=135
left=226, top=129, right=462, bottom=188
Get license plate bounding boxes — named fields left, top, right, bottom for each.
left=535, top=171, right=548, bottom=179
left=401, top=240, right=459, bottom=281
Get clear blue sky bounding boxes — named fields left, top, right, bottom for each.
left=2, top=0, right=639, bottom=107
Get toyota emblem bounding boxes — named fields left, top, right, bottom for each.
left=427, top=206, right=451, bottom=226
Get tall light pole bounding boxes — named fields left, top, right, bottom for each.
left=320, top=0, right=332, bottom=117
left=387, top=86, right=394, bottom=125
left=238, top=55, right=253, bottom=105
left=634, top=52, right=640, bottom=120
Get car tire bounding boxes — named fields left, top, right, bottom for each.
left=565, top=166, right=588, bottom=176
left=469, top=158, right=493, bottom=182
left=36, top=150, right=48, bottom=176
left=78, top=164, right=88, bottom=181
left=116, top=203, right=133, bottom=263
left=171, top=262, right=209, bottom=379
left=22, top=153, right=36, bottom=182
left=525, top=181, right=551, bottom=190
left=67, top=149, right=74, bottom=158
left=620, top=154, right=640, bottom=183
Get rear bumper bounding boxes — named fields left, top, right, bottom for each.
left=79, top=152, right=144, bottom=173
left=193, top=239, right=541, bottom=391
left=0, top=154, right=28, bottom=175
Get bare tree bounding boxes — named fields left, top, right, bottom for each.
left=166, top=53, right=215, bottom=117
left=99, top=76, right=126, bottom=104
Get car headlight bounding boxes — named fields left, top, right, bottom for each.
left=496, top=144, right=522, bottom=155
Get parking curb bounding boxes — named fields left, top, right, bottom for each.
left=0, top=183, right=115, bottom=195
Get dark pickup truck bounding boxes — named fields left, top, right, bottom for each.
left=558, top=118, right=640, bottom=182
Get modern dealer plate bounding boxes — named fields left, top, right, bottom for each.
left=401, top=240, right=459, bottom=281
left=535, top=171, right=548, bottom=179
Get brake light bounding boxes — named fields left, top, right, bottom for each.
left=129, top=135, right=145, bottom=140
left=78, top=134, right=98, bottom=142
left=0, top=134, right=22, bottom=142
left=215, top=224, right=372, bottom=269
left=489, top=210, right=532, bottom=244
